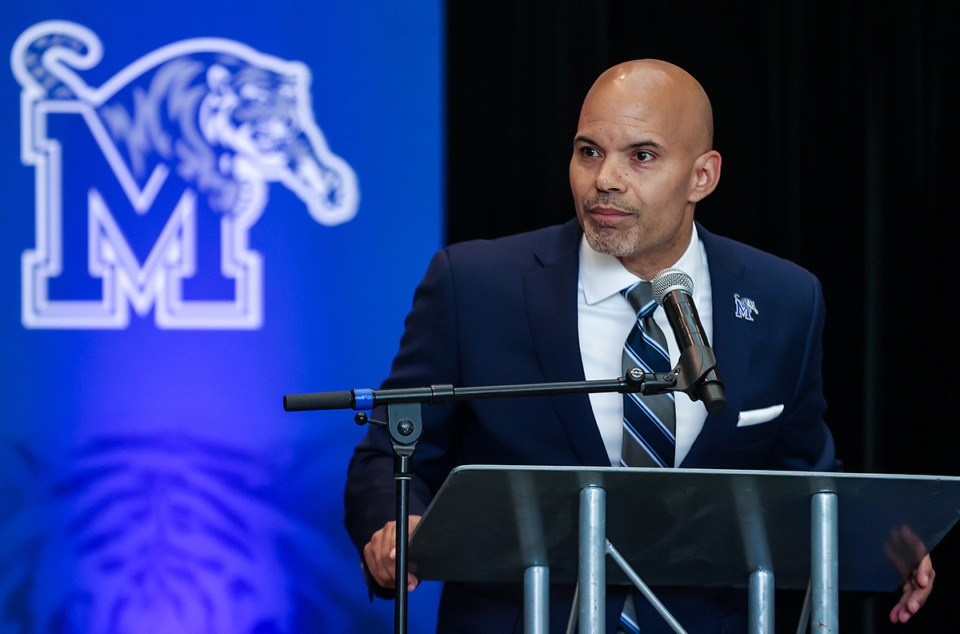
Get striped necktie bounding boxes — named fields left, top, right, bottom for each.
left=620, top=281, right=676, bottom=468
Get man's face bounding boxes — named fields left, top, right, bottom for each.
left=569, top=75, right=706, bottom=278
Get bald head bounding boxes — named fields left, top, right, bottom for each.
left=581, top=60, right=714, bottom=154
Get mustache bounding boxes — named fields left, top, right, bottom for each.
left=583, top=193, right=639, bottom=214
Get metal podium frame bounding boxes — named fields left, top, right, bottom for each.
left=408, top=466, right=960, bottom=634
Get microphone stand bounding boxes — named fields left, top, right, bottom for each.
left=283, top=364, right=712, bottom=634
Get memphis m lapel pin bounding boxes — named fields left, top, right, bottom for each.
left=734, top=294, right=758, bottom=321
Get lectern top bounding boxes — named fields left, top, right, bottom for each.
left=409, top=466, right=960, bottom=591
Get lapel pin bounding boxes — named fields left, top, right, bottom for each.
left=734, top=294, right=758, bottom=321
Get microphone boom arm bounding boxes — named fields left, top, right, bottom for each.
left=284, top=369, right=682, bottom=634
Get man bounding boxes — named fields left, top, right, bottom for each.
left=344, top=60, right=933, bottom=631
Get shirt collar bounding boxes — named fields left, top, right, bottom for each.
left=579, top=224, right=706, bottom=305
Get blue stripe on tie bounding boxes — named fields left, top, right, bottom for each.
left=623, top=427, right=668, bottom=468
left=623, top=418, right=674, bottom=466
left=623, top=345, right=655, bottom=373
left=640, top=330, right=670, bottom=361
left=623, top=324, right=670, bottom=363
left=624, top=404, right=675, bottom=457
left=622, top=418, right=668, bottom=467
left=619, top=612, right=641, bottom=634
left=626, top=393, right=678, bottom=437
left=623, top=406, right=673, bottom=463
left=622, top=281, right=642, bottom=297
left=623, top=343, right=673, bottom=383
left=624, top=335, right=669, bottom=365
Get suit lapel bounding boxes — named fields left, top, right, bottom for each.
left=523, top=220, right=610, bottom=467
left=680, top=225, right=754, bottom=466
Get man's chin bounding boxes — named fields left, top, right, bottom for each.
left=583, top=226, right=637, bottom=258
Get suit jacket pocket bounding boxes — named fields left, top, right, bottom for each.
left=736, top=404, right=784, bottom=427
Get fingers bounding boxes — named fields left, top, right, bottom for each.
left=916, top=554, right=935, bottom=587
left=363, top=520, right=397, bottom=588
left=889, top=556, right=936, bottom=624
left=889, top=585, right=924, bottom=624
left=362, top=516, right=423, bottom=591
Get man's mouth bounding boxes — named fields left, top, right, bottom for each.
left=587, top=205, right=632, bottom=221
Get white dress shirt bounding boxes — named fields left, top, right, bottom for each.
left=577, top=226, right=714, bottom=466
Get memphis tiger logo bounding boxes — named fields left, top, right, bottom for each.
left=11, top=21, right=359, bottom=329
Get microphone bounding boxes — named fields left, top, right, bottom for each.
left=651, top=268, right=726, bottom=414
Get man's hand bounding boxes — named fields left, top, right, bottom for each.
left=363, top=515, right=423, bottom=592
left=889, top=554, right=935, bottom=624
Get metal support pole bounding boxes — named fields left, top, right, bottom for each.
left=748, top=568, right=774, bottom=634
left=524, top=565, right=549, bottom=634
left=579, top=486, right=605, bottom=634
left=810, top=491, right=838, bottom=633
left=394, top=452, right=411, bottom=634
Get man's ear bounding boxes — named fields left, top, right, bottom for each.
left=689, top=150, right=722, bottom=203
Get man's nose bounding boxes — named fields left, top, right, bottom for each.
left=596, top=158, right=625, bottom=191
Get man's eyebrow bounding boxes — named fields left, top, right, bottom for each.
left=572, top=135, right=664, bottom=151
left=626, top=140, right=664, bottom=151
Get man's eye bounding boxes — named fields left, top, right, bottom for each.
left=580, top=147, right=600, bottom=158
left=635, top=151, right=654, bottom=162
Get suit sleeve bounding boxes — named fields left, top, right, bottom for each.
left=763, top=274, right=839, bottom=472
left=343, top=248, right=470, bottom=569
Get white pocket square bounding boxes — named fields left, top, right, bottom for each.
left=736, top=404, right=784, bottom=427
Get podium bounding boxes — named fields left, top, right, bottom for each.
left=409, top=466, right=960, bottom=633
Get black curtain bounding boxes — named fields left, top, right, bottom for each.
left=446, top=1, right=960, bottom=631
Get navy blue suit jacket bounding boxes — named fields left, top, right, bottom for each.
left=345, top=219, right=838, bottom=633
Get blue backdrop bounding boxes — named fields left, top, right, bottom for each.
left=1, top=2, right=443, bottom=632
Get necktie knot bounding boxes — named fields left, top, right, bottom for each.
left=621, top=282, right=657, bottom=319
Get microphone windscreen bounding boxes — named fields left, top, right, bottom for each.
left=652, top=268, right=693, bottom=305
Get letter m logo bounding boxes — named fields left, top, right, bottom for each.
left=12, top=21, right=359, bottom=329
